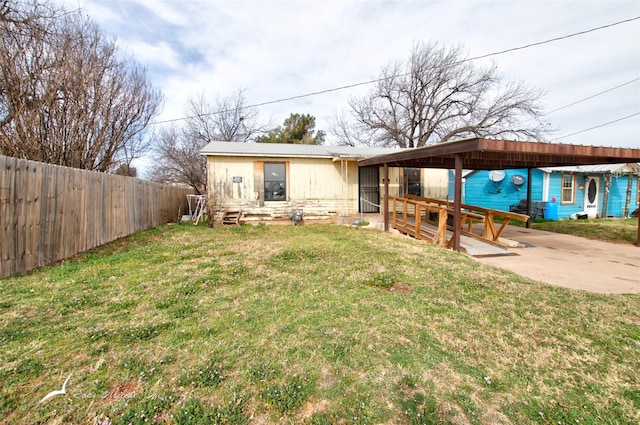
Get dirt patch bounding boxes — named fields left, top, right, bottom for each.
left=390, top=282, right=412, bottom=293
left=100, top=381, right=140, bottom=404
left=302, top=399, right=330, bottom=418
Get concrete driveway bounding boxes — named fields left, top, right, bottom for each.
left=475, top=226, right=640, bottom=294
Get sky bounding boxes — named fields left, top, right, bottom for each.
left=60, top=0, right=640, bottom=165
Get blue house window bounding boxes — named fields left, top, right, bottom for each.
left=264, top=162, right=286, bottom=201
left=561, top=174, right=575, bottom=204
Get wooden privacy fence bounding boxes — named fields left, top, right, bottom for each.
left=0, top=156, right=193, bottom=279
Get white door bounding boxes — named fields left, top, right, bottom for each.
left=585, top=176, right=599, bottom=218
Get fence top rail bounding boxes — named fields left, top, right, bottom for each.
left=400, top=194, right=530, bottom=222
left=391, top=196, right=445, bottom=214
left=390, top=196, right=485, bottom=221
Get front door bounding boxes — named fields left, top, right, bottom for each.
left=585, top=176, right=599, bottom=218
left=359, top=166, right=380, bottom=213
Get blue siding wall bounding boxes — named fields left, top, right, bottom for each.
left=548, top=172, right=639, bottom=218
left=449, top=169, right=544, bottom=212
left=547, top=172, right=576, bottom=218
left=606, top=175, right=639, bottom=216
left=452, top=169, right=639, bottom=218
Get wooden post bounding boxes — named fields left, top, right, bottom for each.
left=433, top=207, right=448, bottom=247
left=453, top=154, right=462, bottom=251
left=415, top=204, right=421, bottom=239
left=484, top=212, right=494, bottom=240
left=403, top=197, right=408, bottom=229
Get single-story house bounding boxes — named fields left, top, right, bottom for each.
left=449, top=163, right=640, bottom=219
left=200, top=142, right=449, bottom=222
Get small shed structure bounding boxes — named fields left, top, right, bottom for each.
left=200, top=142, right=449, bottom=223
left=359, top=138, right=640, bottom=248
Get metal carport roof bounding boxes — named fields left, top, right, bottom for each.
left=358, top=138, right=640, bottom=249
left=358, top=138, right=640, bottom=170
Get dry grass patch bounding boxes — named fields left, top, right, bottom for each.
left=1, top=222, right=638, bottom=424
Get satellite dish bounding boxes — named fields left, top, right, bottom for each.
left=487, top=170, right=506, bottom=193
left=488, top=170, right=506, bottom=183
left=511, top=174, right=525, bottom=186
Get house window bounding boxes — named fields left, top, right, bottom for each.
left=264, top=162, right=286, bottom=201
left=561, top=174, right=575, bottom=204
left=404, top=168, right=421, bottom=196
left=637, top=177, right=640, bottom=205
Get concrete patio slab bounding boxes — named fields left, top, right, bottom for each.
left=475, top=226, right=640, bottom=294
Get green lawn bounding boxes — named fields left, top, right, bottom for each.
left=530, top=218, right=639, bottom=245
left=1, top=223, right=639, bottom=424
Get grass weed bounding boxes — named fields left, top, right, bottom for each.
left=0, top=223, right=638, bottom=424
left=526, top=217, right=637, bottom=244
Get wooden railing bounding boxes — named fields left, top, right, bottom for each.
left=390, top=194, right=530, bottom=248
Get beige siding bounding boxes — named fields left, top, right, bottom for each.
left=206, top=155, right=448, bottom=221
left=209, top=157, right=256, bottom=200
left=207, top=156, right=359, bottom=219
left=423, top=169, right=449, bottom=198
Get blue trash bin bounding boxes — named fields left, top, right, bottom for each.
left=546, top=201, right=558, bottom=220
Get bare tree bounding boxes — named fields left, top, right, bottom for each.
left=338, top=42, right=548, bottom=148
left=150, top=90, right=262, bottom=193
left=186, top=89, right=263, bottom=144
left=329, top=111, right=371, bottom=147
left=0, top=0, right=161, bottom=171
left=148, top=125, right=207, bottom=194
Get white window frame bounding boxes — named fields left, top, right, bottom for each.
left=561, top=174, right=575, bottom=205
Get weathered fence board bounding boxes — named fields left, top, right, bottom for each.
left=0, top=155, right=193, bottom=278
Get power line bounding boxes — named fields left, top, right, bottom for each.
left=149, top=15, right=640, bottom=125
left=545, top=77, right=640, bottom=115
left=467, top=16, right=640, bottom=62
left=548, top=112, right=640, bottom=142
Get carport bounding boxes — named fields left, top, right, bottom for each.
left=358, top=138, right=640, bottom=249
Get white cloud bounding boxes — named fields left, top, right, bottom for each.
left=124, top=40, right=182, bottom=70
left=61, top=0, right=640, bottom=148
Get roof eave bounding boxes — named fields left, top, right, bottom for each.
left=358, top=138, right=640, bottom=170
